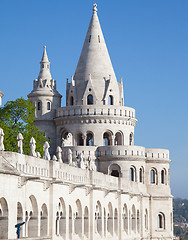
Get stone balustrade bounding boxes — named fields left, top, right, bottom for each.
left=56, top=105, right=136, bottom=119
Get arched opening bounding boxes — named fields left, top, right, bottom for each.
left=59, top=198, right=66, bottom=239
left=129, top=166, right=136, bottom=182
left=28, top=195, right=38, bottom=237
left=145, top=209, right=148, bottom=230
left=77, top=133, right=84, bottom=146
left=129, top=133, right=134, bottom=146
left=114, top=132, right=123, bottom=145
left=103, top=132, right=112, bottom=146
left=87, top=94, right=93, bottom=105
left=86, top=132, right=94, bottom=146
left=84, top=207, right=89, bottom=238
left=161, top=169, right=166, bottom=184
left=131, top=205, right=136, bottom=233
left=109, top=164, right=121, bottom=178
left=96, top=201, right=102, bottom=236
left=107, top=202, right=113, bottom=236
left=139, top=167, right=144, bottom=183
left=75, top=200, right=82, bottom=238
left=157, top=212, right=165, bottom=229
left=114, top=208, right=118, bottom=235
left=17, top=202, right=23, bottom=238
left=69, top=206, right=72, bottom=239
left=108, top=95, right=113, bottom=105
left=47, top=101, right=51, bottom=110
left=40, top=204, right=48, bottom=237
left=151, top=168, right=157, bottom=184
left=0, top=198, right=8, bottom=239
left=122, top=204, right=128, bottom=234
left=137, top=210, right=140, bottom=233
left=70, top=96, right=74, bottom=106
left=37, top=101, right=41, bottom=111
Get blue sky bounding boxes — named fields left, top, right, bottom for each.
left=0, top=0, right=188, bottom=198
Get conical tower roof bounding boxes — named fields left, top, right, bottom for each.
left=38, top=46, right=52, bottom=81
left=74, top=4, right=117, bottom=83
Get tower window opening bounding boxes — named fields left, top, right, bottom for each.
left=129, top=133, right=133, bottom=146
left=108, top=95, right=113, bottom=105
left=103, top=132, right=111, bottom=146
left=129, top=167, right=136, bottom=181
left=157, top=213, right=165, bottom=229
left=161, top=169, right=166, bottom=184
left=87, top=94, right=93, bottom=105
left=38, top=101, right=41, bottom=110
left=86, top=132, right=94, bottom=146
left=139, top=167, right=144, bottom=183
left=98, top=35, right=100, bottom=43
left=77, top=133, right=84, bottom=146
left=89, top=35, right=91, bottom=42
left=47, top=102, right=51, bottom=110
left=151, top=169, right=157, bottom=184
left=70, top=96, right=74, bottom=106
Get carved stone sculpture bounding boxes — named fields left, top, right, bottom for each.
left=17, top=133, right=24, bottom=154
left=56, top=146, right=62, bottom=162
left=29, top=137, right=37, bottom=157
left=0, top=128, right=4, bottom=151
left=67, top=148, right=73, bottom=165
left=43, top=142, right=51, bottom=160
left=62, top=133, right=73, bottom=147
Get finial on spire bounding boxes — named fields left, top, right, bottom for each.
left=41, top=45, right=49, bottom=63
left=93, top=3, right=97, bottom=13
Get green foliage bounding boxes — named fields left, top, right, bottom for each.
left=0, top=97, right=47, bottom=155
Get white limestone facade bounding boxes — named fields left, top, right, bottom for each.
left=0, top=3, right=174, bottom=240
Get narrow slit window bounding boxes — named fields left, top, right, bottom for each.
left=98, top=35, right=100, bottom=43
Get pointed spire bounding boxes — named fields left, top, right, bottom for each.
left=41, top=46, right=49, bottom=63
left=38, top=46, right=52, bottom=81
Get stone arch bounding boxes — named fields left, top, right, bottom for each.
left=129, top=166, right=136, bottom=182
left=150, top=168, right=158, bottom=184
left=161, top=168, right=166, bottom=184
left=114, top=131, right=123, bottom=145
left=28, top=195, right=38, bottom=237
left=131, top=205, right=136, bottom=233
left=108, top=95, right=114, bottom=105
left=122, top=204, right=128, bottom=234
left=109, top=163, right=121, bottom=177
left=86, top=131, right=94, bottom=146
left=114, top=208, right=118, bottom=235
left=0, top=197, right=8, bottom=239
left=96, top=201, right=102, bottom=236
left=139, top=166, right=144, bottom=183
left=76, top=132, right=84, bottom=146
left=75, top=199, right=82, bottom=237
left=17, top=202, right=23, bottom=237
left=69, top=205, right=72, bottom=239
left=59, top=198, right=66, bottom=239
left=107, top=202, right=113, bottom=236
left=84, top=206, right=89, bottom=238
left=40, top=203, right=48, bottom=237
left=103, top=130, right=113, bottom=146
left=60, top=128, right=69, bottom=146
left=137, top=210, right=140, bottom=233
left=129, top=132, right=134, bottom=146
left=157, top=212, right=165, bottom=229
left=87, top=94, right=93, bottom=105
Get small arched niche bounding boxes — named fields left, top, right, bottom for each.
left=109, top=164, right=121, bottom=177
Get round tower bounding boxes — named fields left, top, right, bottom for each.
left=55, top=4, right=137, bottom=173
left=28, top=46, right=62, bottom=154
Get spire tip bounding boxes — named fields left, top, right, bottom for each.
left=93, top=3, right=97, bottom=13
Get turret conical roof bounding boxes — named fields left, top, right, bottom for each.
left=74, top=4, right=117, bottom=83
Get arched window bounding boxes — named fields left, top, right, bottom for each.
left=161, top=169, right=166, bottom=184
left=129, top=133, right=134, bottom=146
left=108, top=95, right=113, bottom=105
left=70, top=96, right=74, bottom=106
left=145, top=209, right=148, bottom=230
left=157, top=213, right=165, bottom=229
left=38, top=101, right=41, bottom=110
left=47, top=101, right=51, bottom=110
left=129, top=166, right=136, bottom=181
left=131, top=205, right=136, bottom=233
left=109, top=164, right=121, bottom=177
left=151, top=168, right=157, bottom=184
left=122, top=205, right=128, bottom=234
left=87, top=94, right=93, bottom=105
left=77, top=133, right=84, bottom=146
left=103, top=132, right=112, bottom=146
left=86, top=132, right=94, bottom=146
left=115, top=132, right=123, bottom=145
left=139, top=167, right=144, bottom=183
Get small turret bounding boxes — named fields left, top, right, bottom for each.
left=28, top=46, right=62, bottom=154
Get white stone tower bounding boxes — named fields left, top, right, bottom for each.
left=28, top=46, right=62, bottom=153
